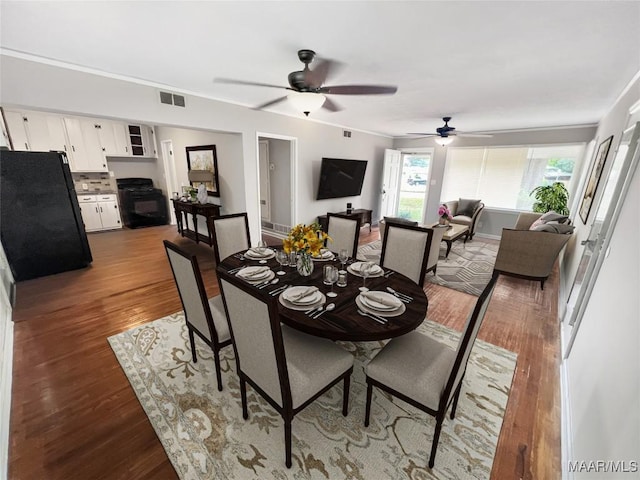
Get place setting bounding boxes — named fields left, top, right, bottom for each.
left=311, top=248, right=335, bottom=261
left=355, top=290, right=406, bottom=324
left=235, top=265, right=275, bottom=285
left=244, top=240, right=276, bottom=263
left=278, top=285, right=326, bottom=312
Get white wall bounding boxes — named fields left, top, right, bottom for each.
left=563, top=74, right=640, bottom=478
left=264, top=137, right=292, bottom=228
left=154, top=125, right=243, bottom=214
left=0, top=55, right=393, bottom=240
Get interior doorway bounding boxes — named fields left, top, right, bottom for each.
left=160, top=139, right=178, bottom=225
left=256, top=133, right=297, bottom=237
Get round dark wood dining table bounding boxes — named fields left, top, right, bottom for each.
left=217, top=248, right=428, bottom=342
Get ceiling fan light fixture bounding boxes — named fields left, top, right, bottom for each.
left=288, top=91, right=326, bottom=116
left=435, top=136, right=454, bottom=147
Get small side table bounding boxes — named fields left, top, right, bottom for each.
left=318, top=208, right=372, bottom=232
left=171, top=200, right=220, bottom=246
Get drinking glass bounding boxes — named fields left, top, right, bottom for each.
left=359, top=261, right=374, bottom=292
left=324, top=265, right=339, bottom=297
left=338, top=249, right=349, bottom=273
left=256, top=240, right=267, bottom=255
left=276, top=250, right=288, bottom=275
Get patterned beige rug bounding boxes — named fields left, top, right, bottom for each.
left=108, top=312, right=516, bottom=479
left=357, top=238, right=499, bottom=296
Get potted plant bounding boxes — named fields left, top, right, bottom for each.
left=530, top=181, right=569, bottom=215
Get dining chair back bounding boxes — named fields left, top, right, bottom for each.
left=210, top=212, right=251, bottom=264
left=218, top=268, right=354, bottom=468
left=425, top=225, right=447, bottom=275
left=163, top=240, right=231, bottom=391
left=380, top=223, right=433, bottom=285
left=326, top=212, right=361, bottom=258
left=364, top=272, right=499, bottom=468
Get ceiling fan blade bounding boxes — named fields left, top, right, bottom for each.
left=406, top=133, right=437, bottom=137
left=214, top=77, right=290, bottom=90
left=304, top=59, right=339, bottom=89
left=319, top=85, right=398, bottom=95
left=253, top=96, right=289, bottom=110
left=456, top=133, right=493, bottom=138
left=322, top=97, right=343, bottom=112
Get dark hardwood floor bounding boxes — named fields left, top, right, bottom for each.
left=9, top=224, right=560, bottom=479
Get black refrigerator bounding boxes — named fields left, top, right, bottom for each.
left=0, top=150, right=92, bottom=281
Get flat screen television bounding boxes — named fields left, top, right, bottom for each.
left=316, top=158, right=368, bottom=200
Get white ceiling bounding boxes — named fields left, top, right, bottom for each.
left=1, top=1, right=639, bottom=137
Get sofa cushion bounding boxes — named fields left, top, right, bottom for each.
left=383, top=216, right=418, bottom=227
left=457, top=198, right=481, bottom=217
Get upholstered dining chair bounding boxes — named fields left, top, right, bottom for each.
left=363, top=272, right=499, bottom=468
left=217, top=268, right=354, bottom=468
left=210, top=212, right=251, bottom=264
left=379, top=223, right=434, bottom=285
left=326, top=212, right=361, bottom=258
left=425, top=225, right=447, bottom=275
left=163, top=240, right=232, bottom=391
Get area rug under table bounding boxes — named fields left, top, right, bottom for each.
left=108, top=312, right=516, bottom=480
left=357, top=238, right=499, bottom=296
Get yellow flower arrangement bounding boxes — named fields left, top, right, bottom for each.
left=283, top=222, right=330, bottom=257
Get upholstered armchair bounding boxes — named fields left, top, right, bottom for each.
left=443, top=199, right=485, bottom=239
left=493, top=212, right=572, bottom=290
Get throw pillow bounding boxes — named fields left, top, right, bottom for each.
left=383, top=216, right=418, bottom=227
left=531, top=223, right=575, bottom=234
left=539, top=211, right=569, bottom=224
left=457, top=198, right=481, bottom=217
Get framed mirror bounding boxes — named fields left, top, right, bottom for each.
left=186, top=144, right=220, bottom=197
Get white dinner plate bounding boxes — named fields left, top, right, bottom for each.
left=356, top=295, right=405, bottom=317
left=236, top=267, right=273, bottom=283
left=245, top=248, right=276, bottom=260
left=312, top=249, right=335, bottom=261
left=279, top=289, right=326, bottom=311
left=282, top=286, right=321, bottom=305
left=347, top=262, right=384, bottom=278
left=359, top=291, right=403, bottom=311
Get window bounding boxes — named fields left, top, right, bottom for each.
left=441, top=144, right=584, bottom=210
left=398, top=153, right=431, bottom=221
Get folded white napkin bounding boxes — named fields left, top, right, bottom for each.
left=291, top=286, right=318, bottom=302
left=238, top=267, right=269, bottom=278
left=361, top=291, right=400, bottom=307
left=248, top=248, right=270, bottom=257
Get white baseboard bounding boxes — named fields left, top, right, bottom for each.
left=0, top=302, right=13, bottom=480
left=474, top=232, right=501, bottom=241
left=560, top=353, right=573, bottom=480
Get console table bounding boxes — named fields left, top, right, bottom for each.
left=171, top=200, right=221, bottom=246
left=317, top=208, right=372, bottom=233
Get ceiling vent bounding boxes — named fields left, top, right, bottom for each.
left=159, top=91, right=186, bottom=108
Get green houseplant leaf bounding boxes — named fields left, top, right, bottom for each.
left=530, top=182, right=569, bottom=215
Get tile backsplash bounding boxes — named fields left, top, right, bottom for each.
left=72, top=172, right=117, bottom=194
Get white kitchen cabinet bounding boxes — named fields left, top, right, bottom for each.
left=127, top=124, right=156, bottom=157
left=64, top=117, right=108, bottom=172
left=3, top=110, right=69, bottom=154
left=96, top=120, right=130, bottom=156
left=77, top=194, right=121, bottom=232
left=4, top=111, right=31, bottom=151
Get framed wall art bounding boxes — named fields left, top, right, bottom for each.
left=579, top=135, right=613, bottom=224
left=186, top=144, right=220, bottom=197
